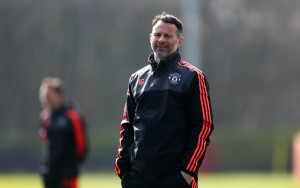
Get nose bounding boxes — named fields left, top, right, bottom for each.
left=158, top=36, right=166, bottom=42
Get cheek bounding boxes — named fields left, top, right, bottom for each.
left=150, top=38, right=156, bottom=44
left=39, top=91, right=48, bottom=103
left=39, top=95, right=46, bottom=104
left=46, top=93, right=55, bottom=104
left=150, top=40, right=157, bottom=49
left=172, top=40, right=180, bottom=48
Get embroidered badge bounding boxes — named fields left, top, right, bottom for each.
left=168, top=73, right=181, bottom=84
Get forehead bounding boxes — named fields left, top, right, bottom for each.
left=152, top=20, right=178, bottom=34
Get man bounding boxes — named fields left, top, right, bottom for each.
left=115, top=12, right=214, bottom=188
left=39, top=77, right=88, bottom=188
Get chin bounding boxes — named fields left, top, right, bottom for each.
left=155, top=52, right=169, bottom=59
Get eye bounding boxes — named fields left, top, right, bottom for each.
left=154, top=33, right=161, bottom=37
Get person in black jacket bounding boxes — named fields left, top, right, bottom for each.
left=39, top=77, right=88, bottom=188
left=115, top=12, right=214, bottom=188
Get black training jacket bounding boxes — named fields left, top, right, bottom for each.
left=115, top=50, right=214, bottom=181
left=39, top=104, right=88, bottom=179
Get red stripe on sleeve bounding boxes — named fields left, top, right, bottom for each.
left=63, top=177, right=78, bottom=188
left=67, top=109, right=86, bottom=161
left=70, top=177, right=78, bottom=188
left=115, top=104, right=128, bottom=176
left=179, top=61, right=213, bottom=173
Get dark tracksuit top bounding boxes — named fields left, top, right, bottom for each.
left=40, top=104, right=88, bottom=180
left=115, top=50, right=214, bottom=184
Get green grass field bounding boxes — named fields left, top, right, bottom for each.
left=0, top=172, right=295, bottom=188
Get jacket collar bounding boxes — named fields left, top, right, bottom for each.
left=148, top=49, right=181, bottom=71
left=51, top=103, right=68, bottom=116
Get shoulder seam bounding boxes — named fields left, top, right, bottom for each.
left=178, top=61, right=204, bottom=76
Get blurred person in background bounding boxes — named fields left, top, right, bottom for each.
left=115, top=12, right=214, bottom=188
left=39, top=77, right=88, bottom=188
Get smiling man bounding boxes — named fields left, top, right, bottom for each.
left=115, top=12, right=214, bottom=188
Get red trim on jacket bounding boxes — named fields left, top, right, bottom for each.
left=67, top=109, right=86, bottom=161
left=179, top=61, right=213, bottom=173
left=115, top=104, right=128, bottom=176
left=63, top=177, right=78, bottom=188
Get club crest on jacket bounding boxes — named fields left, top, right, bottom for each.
left=168, top=72, right=181, bottom=84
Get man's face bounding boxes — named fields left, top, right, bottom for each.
left=150, top=20, right=184, bottom=60
left=39, top=84, right=62, bottom=110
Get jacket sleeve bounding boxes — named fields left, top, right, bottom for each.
left=180, top=72, right=214, bottom=176
left=67, top=109, right=88, bottom=163
left=115, top=77, right=135, bottom=179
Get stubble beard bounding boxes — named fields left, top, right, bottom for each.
left=152, top=46, right=171, bottom=61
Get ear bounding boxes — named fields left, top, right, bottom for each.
left=178, top=36, right=184, bottom=47
left=149, top=33, right=152, bottom=42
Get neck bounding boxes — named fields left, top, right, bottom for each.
left=49, top=102, right=63, bottom=112
left=154, top=55, right=161, bottom=63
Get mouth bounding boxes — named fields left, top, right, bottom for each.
left=156, top=46, right=168, bottom=50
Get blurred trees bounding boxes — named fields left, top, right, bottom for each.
left=204, top=0, right=300, bottom=126
left=0, top=0, right=299, bottom=171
